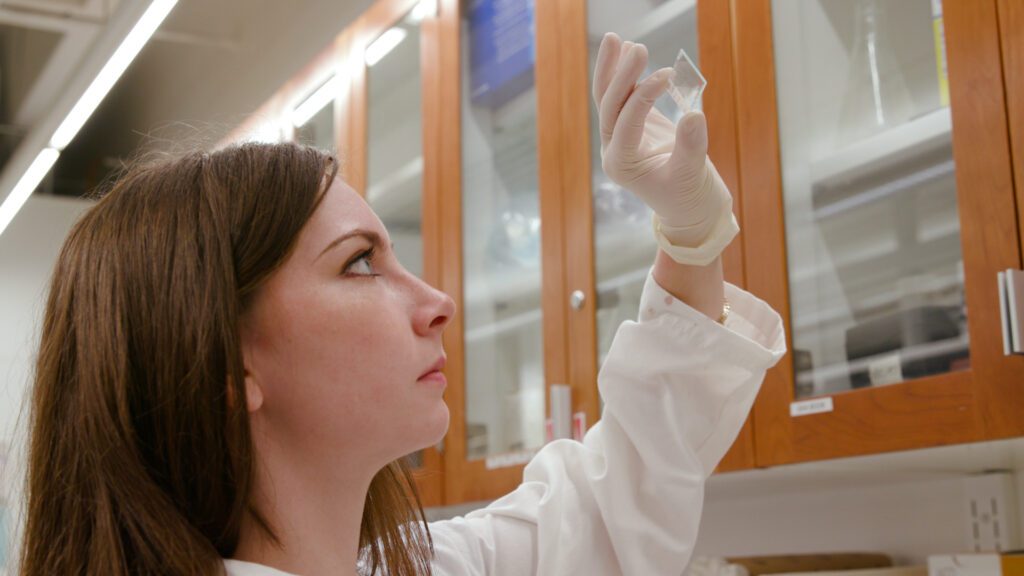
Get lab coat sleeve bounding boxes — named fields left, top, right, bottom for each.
left=427, top=270, right=786, bottom=575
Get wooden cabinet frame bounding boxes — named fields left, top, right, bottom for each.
left=436, top=0, right=575, bottom=504
left=735, top=0, right=1024, bottom=466
left=438, top=0, right=759, bottom=503
left=997, top=0, right=1024, bottom=256
left=555, top=0, right=756, bottom=473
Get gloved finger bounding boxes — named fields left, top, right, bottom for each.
left=592, top=32, right=623, bottom=107
left=669, top=110, right=709, bottom=173
left=598, top=39, right=630, bottom=108
left=608, top=67, right=673, bottom=159
left=596, top=39, right=636, bottom=116
left=599, top=42, right=648, bottom=149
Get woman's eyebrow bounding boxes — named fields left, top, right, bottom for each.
left=316, top=229, right=383, bottom=261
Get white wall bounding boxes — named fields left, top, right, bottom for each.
left=697, top=475, right=978, bottom=565
left=0, top=196, right=92, bottom=449
left=0, top=195, right=91, bottom=568
left=695, top=455, right=1024, bottom=565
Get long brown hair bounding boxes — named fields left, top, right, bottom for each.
left=20, top=142, right=433, bottom=575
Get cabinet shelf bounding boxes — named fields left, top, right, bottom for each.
left=809, top=107, right=952, bottom=189
left=465, top=307, right=542, bottom=343
left=465, top=251, right=652, bottom=344
left=465, top=220, right=652, bottom=313
left=795, top=333, right=969, bottom=393
left=464, top=266, right=541, bottom=315
left=807, top=108, right=954, bottom=220
left=789, top=231, right=963, bottom=332
left=596, top=266, right=648, bottom=301
left=792, top=274, right=962, bottom=334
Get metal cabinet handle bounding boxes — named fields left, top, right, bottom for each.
left=570, top=290, right=586, bottom=311
left=998, top=269, right=1024, bottom=355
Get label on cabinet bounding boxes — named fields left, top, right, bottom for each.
left=868, top=352, right=904, bottom=386
left=790, top=397, right=834, bottom=417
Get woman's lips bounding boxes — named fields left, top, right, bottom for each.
left=418, top=356, right=447, bottom=386
left=417, top=370, right=447, bottom=386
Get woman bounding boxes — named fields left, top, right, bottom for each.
left=19, top=33, right=783, bottom=575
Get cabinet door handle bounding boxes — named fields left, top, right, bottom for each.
left=998, top=269, right=1024, bottom=355
left=570, top=290, right=586, bottom=311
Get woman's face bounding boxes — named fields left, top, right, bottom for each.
left=240, top=177, right=455, bottom=470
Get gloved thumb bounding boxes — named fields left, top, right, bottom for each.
left=669, top=110, right=709, bottom=175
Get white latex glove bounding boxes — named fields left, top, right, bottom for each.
left=593, top=33, right=737, bottom=259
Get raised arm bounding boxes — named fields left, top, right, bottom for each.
left=425, top=33, right=784, bottom=576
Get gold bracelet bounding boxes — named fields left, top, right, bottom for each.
left=717, top=297, right=731, bottom=324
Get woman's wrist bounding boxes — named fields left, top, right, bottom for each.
left=652, top=250, right=726, bottom=321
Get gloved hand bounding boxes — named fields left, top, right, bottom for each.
left=592, top=33, right=738, bottom=265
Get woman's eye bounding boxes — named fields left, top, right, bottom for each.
left=344, top=249, right=377, bottom=276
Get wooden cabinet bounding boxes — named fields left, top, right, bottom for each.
left=553, top=0, right=754, bottom=474
left=997, top=0, right=1024, bottom=255
left=734, top=0, right=1024, bottom=466
left=434, top=0, right=755, bottom=504
left=235, top=0, right=1024, bottom=506
left=434, top=0, right=558, bottom=503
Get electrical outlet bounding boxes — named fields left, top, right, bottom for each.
left=964, top=472, right=1019, bottom=552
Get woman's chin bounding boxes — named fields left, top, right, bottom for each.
left=412, top=403, right=450, bottom=453
left=426, top=403, right=450, bottom=445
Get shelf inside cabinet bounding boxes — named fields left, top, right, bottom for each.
left=465, top=220, right=652, bottom=313
left=594, top=219, right=656, bottom=276
left=794, top=333, right=969, bottom=392
left=465, top=306, right=542, bottom=343
left=467, top=275, right=654, bottom=351
left=789, top=232, right=963, bottom=332
left=464, top=264, right=649, bottom=343
left=808, top=108, right=952, bottom=215
left=464, top=222, right=654, bottom=343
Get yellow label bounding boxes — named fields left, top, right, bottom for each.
left=933, top=17, right=950, bottom=107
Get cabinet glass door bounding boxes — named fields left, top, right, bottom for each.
left=577, top=0, right=753, bottom=471
left=365, top=8, right=427, bottom=466
left=460, top=0, right=546, bottom=462
left=772, top=0, right=967, bottom=398
left=585, top=0, right=700, bottom=367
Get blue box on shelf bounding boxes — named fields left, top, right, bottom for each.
left=468, top=0, right=536, bottom=109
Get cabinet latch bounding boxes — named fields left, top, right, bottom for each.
left=997, top=269, right=1024, bottom=355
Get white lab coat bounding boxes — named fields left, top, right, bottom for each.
left=224, top=270, right=786, bottom=576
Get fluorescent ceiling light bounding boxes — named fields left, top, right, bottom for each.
left=365, top=28, right=407, bottom=67
left=408, top=0, right=438, bottom=23
left=49, top=0, right=179, bottom=150
left=0, top=148, right=60, bottom=237
left=291, top=75, right=341, bottom=128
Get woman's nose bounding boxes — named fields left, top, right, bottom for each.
left=413, top=279, right=456, bottom=336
